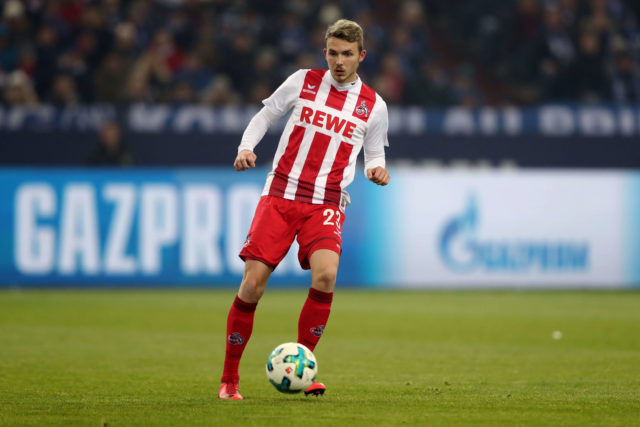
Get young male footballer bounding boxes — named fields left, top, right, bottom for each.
left=219, top=19, right=391, bottom=400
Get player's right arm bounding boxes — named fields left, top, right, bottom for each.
left=234, top=107, right=280, bottom=171
left=233, top=70, right=307, bottom=171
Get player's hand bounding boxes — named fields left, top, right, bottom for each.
left=366, top=166, right=390, bottom=186
left=234, top=150, right=257, bottom=171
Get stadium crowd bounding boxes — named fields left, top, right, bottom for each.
left=0, top=0, right=639, bottom=108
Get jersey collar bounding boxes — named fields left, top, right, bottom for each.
left=328, top=73, right=361, bottom=91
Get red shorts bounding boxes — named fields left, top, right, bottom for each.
left=239, top=196, right=346, bottom=270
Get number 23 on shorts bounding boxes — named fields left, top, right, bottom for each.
left=322, top=208, right=343, bottom=235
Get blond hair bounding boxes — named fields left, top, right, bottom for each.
left=325, top=19, right=364, bottom=52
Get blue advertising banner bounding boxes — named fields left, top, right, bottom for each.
left=363, top=170, right=640, bottom=288
left=0, top=168, right=321, bottom=286
left=1, top=168, right=639, bottom=288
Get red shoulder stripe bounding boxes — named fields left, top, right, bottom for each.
left=299, top=69, right=327, bottom=102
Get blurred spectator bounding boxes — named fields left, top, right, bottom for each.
left=56, top=30, right=101, bottom=102
left=610, top=37, right=640, bottom=102
left=536, top=4, right=577, bottom=100
left=247, top=80, right=272, bottom=104
left=253, top=47, right=281, bottom=89
left=2, top=70, right=38, bottom=106
left=127, top=28, right=184, bottom=102
left=502, top=0, right=543, bottom=84
left=17, top=48, right=36, bottom=78
left=3, top=0, right=30, bottom=45
left=398, top=1, right=430, bottom=62
left=278, top=12, right=307, bottom=62
left=94, top=52, right=129, bottom=104
left=450, top=64, right=484, bottom=108
left=86, top=120, right=134, bottom=166
left=201, top=75, right=241, bottom=106
left=49, top=73, right=80, bottom=106
left=126, top=75, right=152, bottom=103
left=222, top=33, right=256, bottom=97
left=170, top=79, right=195, bottom=104
left=404, top=60, right=454, bottom=106
left=373, top=53, right=406, bottom=104
left=0, top=22, right=19, bottom=72
left=112, top=22, right=142, bottom=69
left=33, top=24, right=61, bottom=99
left=175, top=51, right=215, bottom=94
left=573, top=24, right=608, bottom=101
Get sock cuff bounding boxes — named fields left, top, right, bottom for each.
left=308, top=287, right=333, bottom=304
left=233, top=295, right=258, bottom=313
left=221, top=372, right=239, bottom=383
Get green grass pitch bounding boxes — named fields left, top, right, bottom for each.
left=1, top=289, right=639, bottom=426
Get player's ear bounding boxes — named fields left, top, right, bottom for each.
left=359, top=49, right=367, bottom=63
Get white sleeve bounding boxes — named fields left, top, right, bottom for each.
left=364, top=149, right=386, bottom=171
left=262, top=69, right=306, bottom=116
left=363, top=98, right=389, bottom=172
left=237, top=106, right=281, bottom=153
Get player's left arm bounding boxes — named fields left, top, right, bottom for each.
left=363, top=99, right=390, bottom=186
left=366, top=164, right=390, bottom=186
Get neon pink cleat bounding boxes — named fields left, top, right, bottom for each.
left=218, top=382, right=243, bottom=400
left=304, top=382, right=326, bottom=396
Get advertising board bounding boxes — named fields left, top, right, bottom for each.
left=1, top=168, right=638, bottom=288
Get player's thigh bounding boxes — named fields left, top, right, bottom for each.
left=296, top=204, right=345, bottom=270
left=239, top=196, right=297, bottom=268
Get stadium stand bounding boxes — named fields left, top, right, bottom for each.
left=1, top=0, right=638, bottom=107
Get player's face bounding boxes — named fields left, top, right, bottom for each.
left=324, top=37, right=366, bottom=84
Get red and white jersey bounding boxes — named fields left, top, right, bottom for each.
left=261, top=69, right=389, bottom=210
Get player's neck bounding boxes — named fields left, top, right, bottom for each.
left=330, top=73, right=360, bottom=90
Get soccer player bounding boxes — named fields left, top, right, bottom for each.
left=219, top=19, right=390, bottom=400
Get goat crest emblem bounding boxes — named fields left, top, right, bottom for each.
left=355, top=100, right=369, bottom=118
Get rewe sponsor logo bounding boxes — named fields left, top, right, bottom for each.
left=299, top=106, right=357, bottom=138
left=439, top=195, right=589, bottom=273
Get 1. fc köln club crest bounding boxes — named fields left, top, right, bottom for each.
left=355, top=100, right=369, bottom=118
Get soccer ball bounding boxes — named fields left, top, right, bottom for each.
left=266, top=342, right=318, bottom=393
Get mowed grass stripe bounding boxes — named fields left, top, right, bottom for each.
left=0, top=289, right=638, bottom=426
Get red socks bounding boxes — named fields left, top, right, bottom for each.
left=297, top=288, right=333, bottom=351
left=221, top=295, right=257, bottom=383
left=221, top=288, right=332, bottom=383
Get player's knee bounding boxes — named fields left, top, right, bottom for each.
left=239, top=275, right=267, bottom=301
left=313, top=268, right=337, bottom=290
left=243, top=275, right=264, bottom=291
